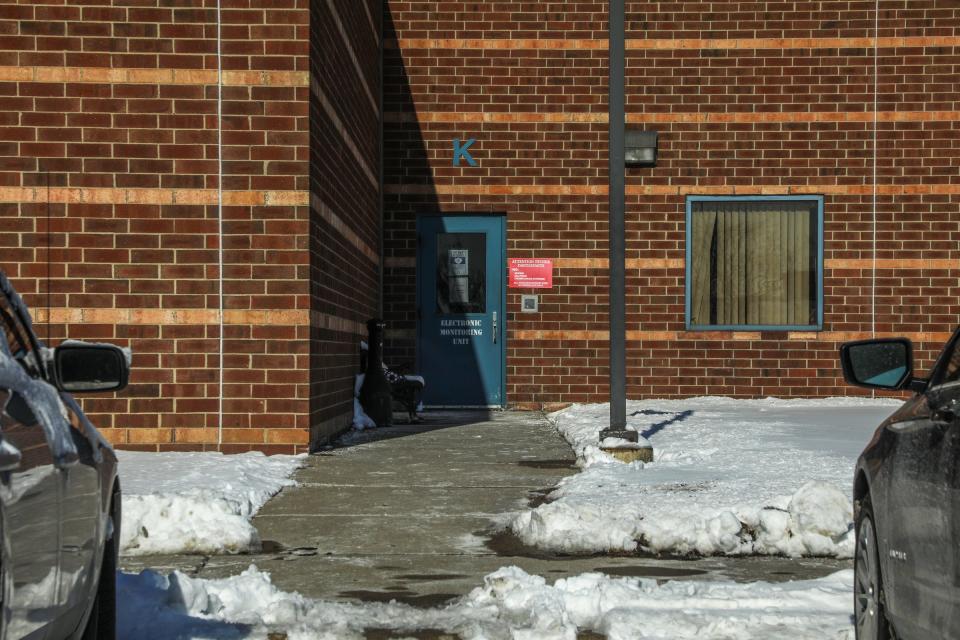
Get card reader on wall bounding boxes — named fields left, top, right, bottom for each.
left=521, top=295, right=538, bottom=313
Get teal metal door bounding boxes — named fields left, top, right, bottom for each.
left=417, top=215, right=505, bottom=407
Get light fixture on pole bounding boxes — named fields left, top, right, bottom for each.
left=625, top=130, right=658, bottom=168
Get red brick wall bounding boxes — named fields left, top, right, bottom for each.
left=309, top=0, right=382, bottom=440
left=0, top=0, right=381, bottom=451
left=383, top=2, right=960, bottom=406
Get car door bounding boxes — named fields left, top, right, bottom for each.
left=0, top=285, right=101, bottom=638
left=941, top=406, right=960, bottom=637
left=921, top=334, right=960, bottom=637
left=883, top=389, right=952, bottom=633
left=884, top=331, right=960, bottom=637
left=54, top=400, right=101, bottom=634
left=0, top=298, right=62, bottom=639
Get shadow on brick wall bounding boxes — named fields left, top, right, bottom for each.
left=382, top=6, right=503, bottom=416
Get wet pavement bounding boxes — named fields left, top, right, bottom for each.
left=120, top=410, right=851, bottom=607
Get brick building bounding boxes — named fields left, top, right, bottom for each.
left=0, top=1, right=380, bottom=452
left=1, top=2, right=958, bottom=451
left=382, top=2, right=960, bottom=409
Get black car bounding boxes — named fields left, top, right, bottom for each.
left=842, top=334, right=960, bottom=639
left=0, top=271, right=126, bottom=640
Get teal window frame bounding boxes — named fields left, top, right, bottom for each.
left=684, top=195, right=824, bottom=331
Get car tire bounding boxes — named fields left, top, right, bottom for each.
left=82, top=512, right=116, bottom=640
left=855, top=498, right=891, bottom=640
left=0, top=530, right=5, bottom=640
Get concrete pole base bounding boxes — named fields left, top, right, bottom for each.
left=600, top=445, right=654, bottom=463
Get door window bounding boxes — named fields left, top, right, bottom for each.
left=436, top=233, right=486, bottom=314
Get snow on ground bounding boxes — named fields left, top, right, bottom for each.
left=509, top=397, right=901, bottom=558
left=118, top=451, right=304, bottom=556
left=353, top=373, right=377, bottom=430
left=119, top=563, right=855, bottom=640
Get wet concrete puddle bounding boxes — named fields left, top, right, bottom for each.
left=363, top=630, right=457, bottom=640
left=339, top=590, right=459, bottom=608
left=260, top=540, right=320, bottom=558
left=516, top=459, right=577, bottom=470
left=593, top=565, right=707, bottom=579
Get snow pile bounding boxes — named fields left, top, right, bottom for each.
left=469, top=566, right=854, bottom=640
left=118, top=451, right=303, bottom=556
left=353, top=373, right=376, bottom=430
left=510, top=397, right=900, bottom=558
left=118, top=564, right=855, bottom=639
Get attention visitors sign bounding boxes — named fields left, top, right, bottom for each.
left=509, top=258, right=553, bottom=289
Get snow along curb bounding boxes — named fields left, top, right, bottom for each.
left=118, top=451, right=304, bottom=556
left=509, top=397, right=901, bottom=558
left=118, top=564, right=856, bottom=639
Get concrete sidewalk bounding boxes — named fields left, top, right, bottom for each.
left=200, top=410, right=589, bottom=605
left=122, top=410, right=850, bottom=607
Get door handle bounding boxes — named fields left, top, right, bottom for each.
left=55, top=450, right=79, bottom=469
left=492, top=311, right=497, bottom=344
left=0, top=437, right=21, bottom=472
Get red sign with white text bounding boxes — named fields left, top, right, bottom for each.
left=509, top=258, right=553, bottom=289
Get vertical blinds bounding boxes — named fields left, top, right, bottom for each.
left=690, top=200, right=817, bottom=327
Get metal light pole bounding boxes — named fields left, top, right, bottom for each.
left=608, top=0, right=626, bottom=430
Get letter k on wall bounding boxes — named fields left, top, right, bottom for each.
left=453, top=138, right=477, bottom=167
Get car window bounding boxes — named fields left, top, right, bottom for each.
left=0, top=292, right=41, bottom=378
left=929, top=331, right=960, bottom=389
left=943, top=350, right=960, bottom=386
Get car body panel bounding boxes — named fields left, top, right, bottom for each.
left=56, top=409, right=102, bottom=636
left=885, top=395, right=952, bottom=633
left=0, top=388, right=61, bottom=640
left=0, top=271, right=120, bottom=640
left=852, top=328, right=960, bottom=639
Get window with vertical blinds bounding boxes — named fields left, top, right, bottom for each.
left=686, top=197, right=822, bottom=330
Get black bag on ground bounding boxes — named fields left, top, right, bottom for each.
left=359, top=318, right=393, bottom=427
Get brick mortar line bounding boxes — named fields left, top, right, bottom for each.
left=31, top=307, right=307, bottom=325
left=385, top=110, right=960, bottom=125
left=310, top=193, right=380, bottom=265
left=511, top=330, right=955, bottom=342
left=387, top=35, right=960, bottom=51
left=388, top=257, right=958, bottom=270
left=0, top=187, right=308, bottom=206
left=29, top=308, right=364, bottom=333
left=217, top=2, right=225, bottom=448
left=871, top=0, right=879, bottom=339
left=359, top=0, right=379, bottom=46
left=105, top=427, right=310, bottom=446
left=309, top=309, right=367, bottom=336
left=221, top=70, right=309, bottom=88
left=311, top=76, right=379, bottom=189
left=324, top=0, right=379, bottom=114
left=0, top=66, right=308, bottom=87
left=386, top=184, right=960, bottom=196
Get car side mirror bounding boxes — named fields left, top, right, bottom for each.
left=840, top=338, right=914, bottom=391
left=54, top=343, right=129, bottom=393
